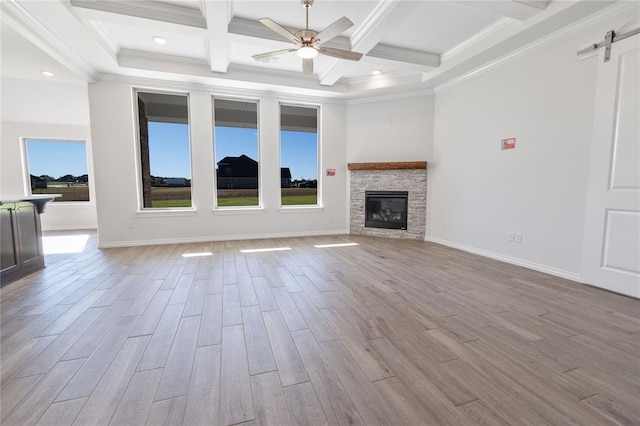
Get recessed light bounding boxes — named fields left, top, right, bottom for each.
left=41, top=71, right=54, bottom=77
left=372, top=70, right=382, bottom=76
left=152, top=36, right=167, bottom=45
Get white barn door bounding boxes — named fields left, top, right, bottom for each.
left=582, top=35, right=640, bottom=298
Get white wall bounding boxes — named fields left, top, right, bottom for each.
left=0, top=77, right=97, bottom=230
left=88, top=79, right=348, bottom=247
left=346, top=94, right=434, bottom=163
left=429, top=24, right=616, bottom=279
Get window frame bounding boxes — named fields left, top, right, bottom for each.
left=278, top=102, right=321, bottom=209
left=133, top=88, right=194, bottom=212
left=22, top=138, right=92, bottom=205
left=212, top=95, right=262, bottom=211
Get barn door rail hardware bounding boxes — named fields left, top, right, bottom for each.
left=577, top=27, right=640, bottom=62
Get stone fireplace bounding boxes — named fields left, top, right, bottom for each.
left=349, top=162, right=427, bottom=240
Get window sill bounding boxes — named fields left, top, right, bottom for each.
left=213, top=207, right=264, bottom=216
left=136, top=208, right=197, bottom=218
left=278, top=206, right=324, bottom=214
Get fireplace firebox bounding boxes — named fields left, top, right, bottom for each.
left=365, top=191, right=408, bottom=230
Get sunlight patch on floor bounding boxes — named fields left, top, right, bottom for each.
left=313, top=242, right=359, bottom=248
left=240, top=247, right=292, bottom=253
left=42, top=234, right=90, bottom=254
left=182, top=252, right=213, bottom=258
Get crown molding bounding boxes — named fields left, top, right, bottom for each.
left=83, top=20, right=119, bottom=59
left=434, top=0, right=638, bottom=93
left=117, top=49, right=353, bottom=95
left=350, top=0, right=404, bottom=48
left=441, top=17, right=514, bottom=63
left=346, top=87, right=434, bottom=105
left=70, top=0, right=206, bottom=29
left=102, top=57, right=437, bottom=104
left=1, top=0, right=97, bottom=82
left=98, top=66, right=349, bottom=104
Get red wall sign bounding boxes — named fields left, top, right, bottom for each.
left=326, top=168, right=336, bottom=176
left=501, top=137, right=516, bottom=150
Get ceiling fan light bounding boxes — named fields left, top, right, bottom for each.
left=297, top=46, right=318, bottom=59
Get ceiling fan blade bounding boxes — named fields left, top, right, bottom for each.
left=318, top=47, right=363, bottom=61
left=258, top=18, right=300, bottom=44
left=252, top=48, right=297, bottom=60
left=315, top=17, right=353, bottom=44
left=303, top=58, right=313, bottom=75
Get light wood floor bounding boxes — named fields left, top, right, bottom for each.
left=1, top=232, right=639, bottom=425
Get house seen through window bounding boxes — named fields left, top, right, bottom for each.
left=137, top=91, right=192, bottom=208
left=213, top=98, right=260, bottom=207
left=280, top=104, right=319, bottom=206
left=25, top=139, right=90, bottom=202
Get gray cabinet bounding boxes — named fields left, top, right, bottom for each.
left=1, top=198, right=52, bottom=286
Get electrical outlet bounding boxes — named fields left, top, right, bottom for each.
left=515, top=232, right=522, bottom=243
left=128, top=221, right=134, bottom=229
left=329, top=215, right=333, bottom=222
left=508, top=232, right=515, bottom=242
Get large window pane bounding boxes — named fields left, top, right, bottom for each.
left=25, top=139, right=90, bottom=202
left=280, top=105, right=318, bottom=206
left=213, top=98, right=259, bottom=207
left=137, top=91, right=191, bottom=208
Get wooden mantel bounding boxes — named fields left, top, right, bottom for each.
left=347, top=161, right=427, bottom=171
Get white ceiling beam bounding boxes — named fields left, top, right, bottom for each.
left=69, top=2, right=206, bottom=37
left=367, top=44, right=440, bottom=68
left=319, top=0, right=422, bottom=86
left=70, top=0, right=206, bottom=28
left=202, top=0, right=231, bottom=73
left=455, top=0, right=549, bottom=21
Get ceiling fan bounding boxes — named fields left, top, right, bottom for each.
left=252, top=0, right=363, bottom=74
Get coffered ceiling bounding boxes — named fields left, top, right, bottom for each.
left=0, top=0, right=621, bottom=98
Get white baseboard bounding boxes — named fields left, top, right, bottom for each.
left=97, top=229, right=350, bottom=248
left=427, top=236, right=582, bottom=282
left=42, top=225, right=97, bottom=232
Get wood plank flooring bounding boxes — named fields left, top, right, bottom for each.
left=1, top=231, right=639, bottom=425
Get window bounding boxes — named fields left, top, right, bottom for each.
left=136, top=91, right=192, bottom=208
left=213, top=98, right=259, bottom=207
left=280, top=104, right=318, bottom=206
left=25, top=139, right=90, bottom=202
